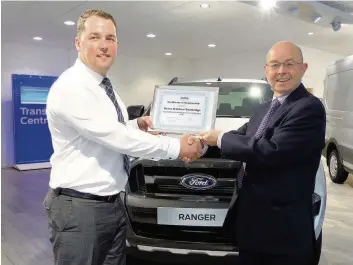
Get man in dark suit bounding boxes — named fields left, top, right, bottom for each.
left=199, top=41, right=326, bottom=265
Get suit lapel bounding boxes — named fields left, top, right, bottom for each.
left=266, top=83, right=308, bottom=128
left=250, top=101, right=271, bottom=135
left=266, top=98, right=291, bottom=128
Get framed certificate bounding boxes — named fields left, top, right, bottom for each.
left=150, top=85, right=219, bottom=134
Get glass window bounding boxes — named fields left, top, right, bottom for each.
left=172, top=82, right=273, bottom=117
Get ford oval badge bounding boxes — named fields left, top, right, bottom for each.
left=180, top=174, right=217, bottom=190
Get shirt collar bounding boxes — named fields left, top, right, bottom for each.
left=273, top=93, right=289, bottom=104
left=74, top=58, right=106, bottom=86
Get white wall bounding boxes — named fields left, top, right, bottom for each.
left=299, top=46, right=344, bottom=98
left=1, top=42, right=171, bottom=167
left=186, top=49, right=267, bottom=80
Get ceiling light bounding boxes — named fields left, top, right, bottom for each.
left=146, top=33, right=156, bottom=38
left=64, top=20, right=75, bottom=26
left=208, top=44, right=216, bottom=48
left=331, top=21, right=341, bottom=32
left=341, top=24, right=348, bottom=27
left=33, top=36, right=42, bottom=41
left=307, top=32, right=314, bottom=35
left=260, top=0, right=277, bottom=10
left=200, top=4, right=210, bottom=8
left=312, top=15, right=322, bottom=24
left=165, top=53, right=172, bottom=56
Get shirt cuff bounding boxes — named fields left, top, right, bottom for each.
left=217, top=132, right=225, bottom=148
left=126, top=118, right=140, bottom=129
left=200, top=142, right=209, bottom=156
left=165, top=137, right=180, bottom=160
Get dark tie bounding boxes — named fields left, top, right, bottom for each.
left=101, top=77, right=131, bottom=176
left=236, top=98, right=281, bottom=190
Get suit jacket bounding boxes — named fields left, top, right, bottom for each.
left=219, top=84, right=326, bottom=255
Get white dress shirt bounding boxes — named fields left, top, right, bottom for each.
left=46, top=58, right=180, bottom=196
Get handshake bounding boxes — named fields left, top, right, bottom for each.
left=178, top=130, right=221, bottom=162
left=138, top=116, right=221, bottom=162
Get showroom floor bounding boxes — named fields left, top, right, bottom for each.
left=1, top=157, right=353, bottom=265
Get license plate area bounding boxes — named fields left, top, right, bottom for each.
left=157, top=207, right=228, bottom=227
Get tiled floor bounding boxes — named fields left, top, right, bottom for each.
left=317, top=160, right=353, bottom=265
left=1, top=157, right=353, bottom=265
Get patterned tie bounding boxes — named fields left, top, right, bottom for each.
left=101, top=77, right=131, bottom=176
left=236, top=98, right=281, bottom=190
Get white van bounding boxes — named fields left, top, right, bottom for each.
left=322, top=55, right=353, bottom=183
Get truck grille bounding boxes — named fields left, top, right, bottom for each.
left=145, top=176, right=235, bottom=196
left=128, top=159, right=239, bottom=198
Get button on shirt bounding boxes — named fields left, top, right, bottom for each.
left=46, top=58, right=180, bottom=196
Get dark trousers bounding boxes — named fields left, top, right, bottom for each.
left=238, top=248, right=315, bottom=265
left=43, top=189, right=127, bottom=265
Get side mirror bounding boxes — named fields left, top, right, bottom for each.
left=127, top=105, right=145, bottom=120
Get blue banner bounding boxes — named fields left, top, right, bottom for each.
left=12, top=74, right=58, bottom=165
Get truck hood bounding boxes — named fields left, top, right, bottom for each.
left=215, top=117, right=249, bottom=131
left=164, top=117, right=249, bottom=139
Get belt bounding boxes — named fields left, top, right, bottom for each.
left=53, top=188, right=119, bottom=203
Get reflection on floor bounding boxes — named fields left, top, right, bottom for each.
left=1, top=157, right=353, bottom=265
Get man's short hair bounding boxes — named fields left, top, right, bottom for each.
left=77, top=9, right=117, bottom=37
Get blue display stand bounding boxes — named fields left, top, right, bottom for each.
left=12, top=74, right=58, bottom=170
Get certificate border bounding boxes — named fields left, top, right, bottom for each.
left=150, top=85, right=219, bottom=134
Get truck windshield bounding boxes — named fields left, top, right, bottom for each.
left=172, top=81, right=273, bottom=118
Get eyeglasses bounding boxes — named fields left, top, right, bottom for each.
left=266, top=61, right=302, bottom=70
